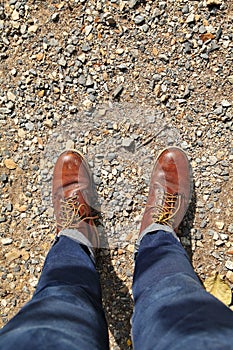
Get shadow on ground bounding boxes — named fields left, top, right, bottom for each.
left=96, top=250, right=133, bottom=350
left=178, top=182, right=197, bottom=259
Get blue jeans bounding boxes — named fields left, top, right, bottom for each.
left=1, top=230, right=233, bottom=349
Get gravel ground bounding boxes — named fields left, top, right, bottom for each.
left=0, top=0, right=233, bottom=349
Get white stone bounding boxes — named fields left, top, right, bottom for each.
left=12, top=10, right=19, bottom=20
left=1, top=238, right=13, bottom=245
left=225, top=260, right=233, bottom=271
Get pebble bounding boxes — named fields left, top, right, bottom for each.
left=1, top=238, right=13, bottom=245
left=227, top=76, right=233, bottom=84
left=206, top=0, right=222, bottom=5
left=186, top=13, right=195, bottom=24
left=225, top=261, right=233, bottom=271
left=12, top=10, right=19, bottom=20
left=5, top=249, right=21, bottom=262
left=226, top=271, right=233, bottom=283
left=134, top=15, right=145, bottom=25
left=208, top=156, right=218, bottom=165
left=221, top=100, right=231, bottom=107
left=122, top=138, right=135, bottom=151
left=77, top=53, right=86, bottom=63
left=66, top=140, right=75, bottom=150
left=28, top=25, right=38, bottom=33
left=85, top=25, right=93, bottom=36
left=4, top=159, right=17, bottom=170
left=215, top=221, right=224, bottom=230
left=112, top=85, right=124, bottom=99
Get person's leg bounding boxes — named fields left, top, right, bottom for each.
left=132, top=147, right=233, bottom=349
left=0, top=234, right=109, bottom=350
left=0, top=150, right=110, bottom=349
left=132, top=228, right=233, bottom=350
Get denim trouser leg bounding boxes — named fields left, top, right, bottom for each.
left=132, top=230, right=233, bottom=350
left=0, top=235, right=109, bottom=350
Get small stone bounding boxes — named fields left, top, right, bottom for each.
left=183, top=42, right=192, bottom=54
left=0, top=108, right=11, bottom=114
left=85, top=25, right=93, bottom=36
left=129, top=0, right=139, bottom=8
left=213, top=106, right=223, bottom=115
left=215, top=240, right=224, bottom=246
left=0, top=216, right=6, bottom=223
left=78, top=75, right=86, bottom=86
left=206, top=0, right=222, bottom=5
left=58, top=57, right=67, bottom=67
left=4, top=159, right=17, bottom=170
left=82, top=44, right=91, bottom=52
left=220, top=233, right=228, bottom=241
left=116, top=48, right=124, bottom=55
left=77, top=53, right=86, bottom=63
left=209, top=41, right=219, bottom=52
left=227, top=76, right=233, bottom=84
left=127, top=244, right=134, bottom=253
left=66, top=44, right=76, bottom=54
left=5, top=249, right=21, bottom=262
left=7, top=91, right=16, bottom=101
left=21, top=250, right=30, bottom=261
left=200, top=220, right=207, bottom=228
left=160, top=94, right=169, bottom=102
left=66, top=140, right=75, bottom=150
left=86, top=75, right=94, bottom=87
left=37, top=90, right=45, bottom=98
left=25, top=122, right=34, bottom=131
left=105, top=16, right=116, bottom=27
left=158, top=54, right=169, bottom=63
left=44, top=119, right=53, bottom=128
left=51, top=13, right=59, bottom=22
left=208, top=156, right=218, bottom=165
left=1, top=238, right=13, bottom=245
left=82, top=99, right=93, bottom=109
left=18, top=205, right=27, bottom=212
left=186, top=13, right=195, bottom=24
left=122, top=138, right=135, bottom=152
left=182, top=4, right=189, bottom=13
left=199, top=25, right=207, bottom=34
left=225, top=260, right=233, bottom=271
left=221, top=100, right=231, bottom=107
left=1, top=174, right=8, bottom=183
left=6, top=203, right=13, bottom=212
left=141, top=24, right=149, bottom=32
left=112, top=85, right=123, bottom=99
left=12, top=10, right=19, bottom=20
left=227, top=224, right=233, bottom=234
left=134, top=15, right=145, bottom=25
left=226, top=271, right=233, bottom=283
left=10, top=68, right=17, bottom=76
left=28, top=25, right=38, bottom=33
left=215, top=221, right=224, bottom=230
left=213, top=231, right=219, bottom=240
left=200, top=53, right=209, bottom=60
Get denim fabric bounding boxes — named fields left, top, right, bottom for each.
left=0, top=236, right=109, bottom=350
left=1, top=231, right=233, bottom=350
left=132, top=231, right=233, bottom=350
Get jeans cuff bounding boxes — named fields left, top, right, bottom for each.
left=57, top=229, right=95, bottom=262
left=134, top=223, right=180, bottom=257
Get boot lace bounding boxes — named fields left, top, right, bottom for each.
left=57, top=194, right=99, bottom=230
left=151, top=192, right=181, bottom=228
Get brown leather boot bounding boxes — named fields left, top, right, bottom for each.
left=52, top=150, right=99, bottom=247
left=140, top=147, right=192, bottom=234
